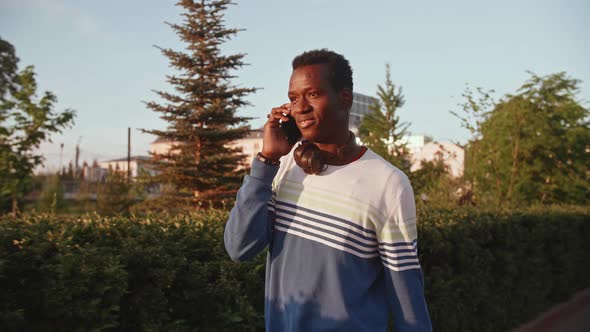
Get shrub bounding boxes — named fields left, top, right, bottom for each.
left=417, top=205, right=590, bottom=331
left=0, top=206, right=588, bottom=331
left=0, top=211, right=264, bottom=331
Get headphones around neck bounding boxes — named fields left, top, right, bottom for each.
left=293, top=131, right=358, bottom=175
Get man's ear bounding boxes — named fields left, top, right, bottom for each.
left=339, top=88, right=353, bottom=110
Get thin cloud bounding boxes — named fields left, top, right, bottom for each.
left=3, top=0, right=107, bottom=38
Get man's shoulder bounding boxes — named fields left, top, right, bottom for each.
left=274, top=146, right=411, bottom=191
left=357, top=148, right=410, bottom=187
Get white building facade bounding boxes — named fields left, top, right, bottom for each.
left=410, top=141, right=464, bottom=178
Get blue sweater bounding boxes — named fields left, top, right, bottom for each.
left=224, top=150, right=432, bottom=331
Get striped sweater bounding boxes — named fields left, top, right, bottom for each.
left=224, top=148, right=432, bottom=331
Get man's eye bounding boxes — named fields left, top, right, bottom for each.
left=289, top=97, right=297, bottom=102
left=308, top=91, right=319, bottom=98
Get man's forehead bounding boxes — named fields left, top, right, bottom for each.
left=295, top=63, right=329, bottom=74
left=289, top=64, right=330, bottom=84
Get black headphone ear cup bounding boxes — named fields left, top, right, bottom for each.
left=293, top=143, right=307, bottom=170
left=294, top=142, right=313, bottom=174
left=307, top=149, right=326, bottom=175
left=293, top=142, right=307, bottom=167
left=294, top=142, right=326, bottom=175
left=293, top=132, right=357, bottom=175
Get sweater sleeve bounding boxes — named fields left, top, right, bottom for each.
left=378, top=182, right=433, bottom=332
left=224, top=157, right=279, bottom=262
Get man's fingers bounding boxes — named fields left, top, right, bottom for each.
left=268, top=107, right=290, bottom=123
left=267, top=111, right=279, bottom=122
left=266, top=113, right=283, bottom=129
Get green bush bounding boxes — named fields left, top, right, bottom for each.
left=0, top=206, right=588, bottom=331
left=417, top=205, right=590, bottom=331
left=0, top=211, right=265, bottom=331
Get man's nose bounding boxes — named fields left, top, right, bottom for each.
left=292, top=98, right=311, bottom=114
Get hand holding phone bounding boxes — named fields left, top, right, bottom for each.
left=280, top=114, right=302, bottom=146
left=262, top=103, right=299, bottom=160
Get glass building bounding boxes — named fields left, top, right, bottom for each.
left=349, top=92, right=378, bottom=135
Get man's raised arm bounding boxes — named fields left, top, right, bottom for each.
left=224, top=158, right=279, bottom=261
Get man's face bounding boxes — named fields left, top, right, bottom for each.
left=288, top=64, right=351, bottom=143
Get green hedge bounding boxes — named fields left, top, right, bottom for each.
left=0, top=211, right=265, bottom=331
left=418, top=206, right=590, bottom=331
left=1, top=206, right=589, bottom=331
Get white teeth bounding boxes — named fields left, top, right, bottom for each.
left=299, top=120, right=314, bottom=128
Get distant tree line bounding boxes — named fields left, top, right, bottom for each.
left=360, top=67, right=588, bottom=208
left=2, top=0, right=588, bottom=215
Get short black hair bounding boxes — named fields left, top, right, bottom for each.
left=292, top=49, right=353, bottom=92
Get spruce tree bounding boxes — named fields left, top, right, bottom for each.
left=358, top=64, right=410, bottom=171
left=143, top=0, right=256, bottom=207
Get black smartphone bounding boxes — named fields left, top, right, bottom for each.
left=280, top=115, right=302, bottom=145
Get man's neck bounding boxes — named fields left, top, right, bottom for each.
left=314, top=131, right=363, bottom=166
left=314, top=130, right=351, bottom=154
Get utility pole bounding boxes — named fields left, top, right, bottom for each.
left=127, top=127, right=131, bottom=182
left=74, top=144, right=79, bottom=178
left=74, top=136, right=82, bottom=178
left=59, top=143, right=64, bottom=175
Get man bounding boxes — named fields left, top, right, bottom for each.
left=224, top=49, right=432, bottom=331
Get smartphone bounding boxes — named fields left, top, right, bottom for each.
left=280, top=115, right=302, bottom=145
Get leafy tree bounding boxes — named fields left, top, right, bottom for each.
left=358, top=64, right=411, bottom=171
left=142, top=0, right=256, bottom=208
left=0, top=37, right=75, bottom=215
left=451, top=86, right=496, bottom=206
left=455, top=72, right=589, bottom=207
left=0, top=38, right=18, bottom=101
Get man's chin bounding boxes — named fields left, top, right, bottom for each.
left=300, top=130, right=318, bottom=142
left=300, top=128, right=344, bottom=144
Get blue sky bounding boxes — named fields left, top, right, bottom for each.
left=1, top=0, right=588, bottom=171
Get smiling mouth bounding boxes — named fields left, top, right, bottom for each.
left=299, top=119, right=315, bottom=129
